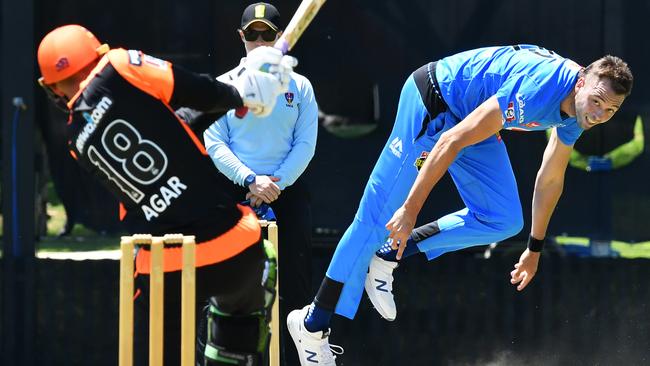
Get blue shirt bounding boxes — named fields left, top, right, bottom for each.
left=436, top=45, right=584, bottom=145
left=204, top=61, right=318, bottom=190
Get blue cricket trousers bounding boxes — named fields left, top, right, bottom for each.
left=328, top=64, right=524, bottom=319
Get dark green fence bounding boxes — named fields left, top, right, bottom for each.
left=2, top=249, right=647, bottom=366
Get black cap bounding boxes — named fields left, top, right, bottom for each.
left=241, top=3, right=281, bottom=31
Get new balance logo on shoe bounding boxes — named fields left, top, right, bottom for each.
left=306, top=350, right=318, bottom=363
left=289, top=306, right=342, bottom=365
left=374, top=278, right=388, bottom=292
left=366, top=256, right=398, bottom=321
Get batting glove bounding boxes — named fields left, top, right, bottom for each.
left=245, top=46, right=297, bottom=90
left=227, top=68, right=283, bottom=117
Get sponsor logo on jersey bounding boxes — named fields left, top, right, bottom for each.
left=388, top=137, right=402, bottom=158
left=516, top=93, right=526, bottom=123
left=414, top=151, right=429, bottom=171
left=506, top=127, right=531, bottom=131
left=505, top=122, right=541, bottom=131
left=143, top=54, right=168, bottom=70
left=284, top=92, right=294, bottom=106
left=76, top=96, right=113, bottom=153
left=140, top=176, right=188, bottom=221
left=505, top=102, right=516, bottom=122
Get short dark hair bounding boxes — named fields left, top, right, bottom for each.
left=581, top=55, right=633, bottom=96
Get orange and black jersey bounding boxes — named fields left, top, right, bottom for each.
left=66, top=49, right=246, bottom=243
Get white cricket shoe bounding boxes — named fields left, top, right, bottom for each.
left=287, top=305, right=343, bottom=366
left=365, top=254, right=398, bottom=321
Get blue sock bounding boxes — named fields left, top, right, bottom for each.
left=303, top=303, right=333, bottom=333
left=375, top=239, right=421, bottom=262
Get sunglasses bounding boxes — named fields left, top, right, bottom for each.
left=243, top=28, right=278, bottom=42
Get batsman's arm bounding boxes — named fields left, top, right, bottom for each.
left=169, top=65, right=242, bottom=116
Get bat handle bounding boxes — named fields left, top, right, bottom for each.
left=273, top=38, right=290, bottom=55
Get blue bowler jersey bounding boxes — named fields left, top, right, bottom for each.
left=435, top=45, right=584, bottom=145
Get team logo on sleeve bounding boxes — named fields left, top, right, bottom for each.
left=128, top=50, right=142, bottom=65
left=505, top=102, right=516, bottom=122
left=414, top=151, right=429, bottom=171
left=284, top=92, right=294, bottom=107
left=389, top=137, right=402, bottom=158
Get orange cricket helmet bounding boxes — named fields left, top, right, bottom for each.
left=37, top=24, right=109, bottom=85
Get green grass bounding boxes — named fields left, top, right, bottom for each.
left=38, top=235, right=120, bottom=252
left=38, top=202, right=120, bottom=251
left=0, top=192, right=120, bottom=253
left=40, top=182, right=121, bottom=251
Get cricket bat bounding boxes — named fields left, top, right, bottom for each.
left=274, top=0, right=327, bottom=54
